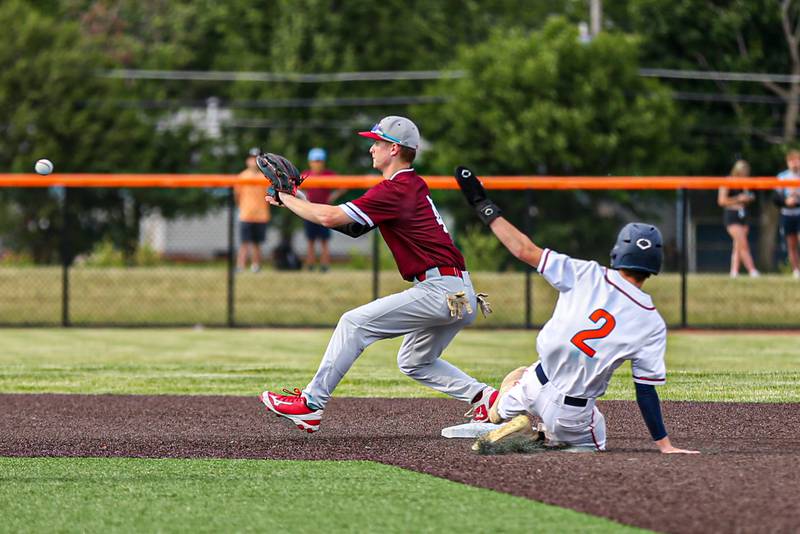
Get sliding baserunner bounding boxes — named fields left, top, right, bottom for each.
left=456, top=166, right=698, bottom=454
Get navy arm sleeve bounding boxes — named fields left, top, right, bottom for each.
left=635, top=382, right=667, bottom=441
left=331, top=222, right=375, bottom=238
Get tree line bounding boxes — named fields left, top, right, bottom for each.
left=2, top=0, right=798, bottom=267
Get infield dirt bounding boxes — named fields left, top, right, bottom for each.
left=1, top=394, right=798, bottom=533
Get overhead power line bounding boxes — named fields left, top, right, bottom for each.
left=103, top=67, right=800, bottom=84
left=639, top=68, right=800, bottom=83
left=97, top=95, right=448, bottom=109
left=101, top=69, right=466, bottom=82
left=99, top=65, right=800, bottom=89
left=228, top=118, right=356, bottom=129
left=671, top=91, right=787, bottom=104
left=94, top=91, right=787, bottom=111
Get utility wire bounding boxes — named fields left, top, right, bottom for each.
left=91, top=91, right=788, bottom=110
left=102, top=67, right=800, bottom=84
left=672, top=91, right=787, bottom=104
left=101, top=69, right=466, bottom=82
left=640, top=68, right=800, bottom=83
left=97, top=95, right=448, bottom=109
left=228, top=118, right=357, bottom=129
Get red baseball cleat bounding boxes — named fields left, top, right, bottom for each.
left=259, top=388, right=324, bottom=433
left=464, top=387, right=498, bottom=423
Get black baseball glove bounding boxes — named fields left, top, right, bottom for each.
left=455, top=166, right=502, bottom=226
left=256, top=153, right=304, bottom=204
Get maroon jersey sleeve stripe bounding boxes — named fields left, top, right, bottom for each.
left=342, top=202, right=373, bottom=226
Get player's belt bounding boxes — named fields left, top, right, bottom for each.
left=535, top=364, right=588, bottom=407
left=413, top=266, right=463, bottom=282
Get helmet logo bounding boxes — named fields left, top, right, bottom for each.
left=636, top=238, right=652, bottom=250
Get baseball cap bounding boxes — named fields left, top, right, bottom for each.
left=248, top=147, right=262, bottom=157
left=358, top=116, right=420, bottom=150
left=308, top=147, right=327, bottom=161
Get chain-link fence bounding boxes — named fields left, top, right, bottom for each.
left=0, top=182, right=798, bottom=328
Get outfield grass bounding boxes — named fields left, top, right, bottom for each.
left=0, top=328, right=797, bottom=402
left=1, top=266, right=799, bottom=326
left=0, top=457, right=642, bottom=533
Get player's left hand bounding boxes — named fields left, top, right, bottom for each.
left=256, top=153, right=304, bottom=205
left=265, top=194, right=282, bottom=207
left=455, top=166, right=502, bottom=226
left=455, top=166, right=488, bottom=207
left=655, top=437, right=700, bottom=454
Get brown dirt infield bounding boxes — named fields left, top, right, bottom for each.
left=1, top=394, right=798, bottom=533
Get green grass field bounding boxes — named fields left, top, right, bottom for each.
left=1, top=327, right=796, bottom=533
left=0, top=458, right=641, bottom=534
left=1, top=266, right=799, bottom=326
left=0, top=328, right=797, bottom=401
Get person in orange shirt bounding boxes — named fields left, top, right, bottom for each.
left=235, top=147, right=271, bottom=273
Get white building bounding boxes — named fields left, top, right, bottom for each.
left=139, top=209, right=373, bottom=261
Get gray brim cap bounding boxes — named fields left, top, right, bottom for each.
left=358, top=116, right=420, bottom=150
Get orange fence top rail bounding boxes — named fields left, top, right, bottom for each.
left=1, top=173, right=799, bottom=190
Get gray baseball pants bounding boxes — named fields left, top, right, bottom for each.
left=498, top=362, right=607, bottom=450
left=303, top=268, right=487, bottom=409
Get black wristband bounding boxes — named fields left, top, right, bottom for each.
left=476, top=199, right=502, bottom=226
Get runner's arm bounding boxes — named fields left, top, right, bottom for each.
left=635, top=383, right=699, bottom=454
left=488, top=217, right=543, bottom=268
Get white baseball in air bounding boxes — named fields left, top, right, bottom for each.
left=35, top=159, right=54, bottom=175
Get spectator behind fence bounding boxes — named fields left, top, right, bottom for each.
left=235, top=147, right=270, bottom=273
left=300, top=148, right=346, bottom=272
left=718, top=160, right=759, bottom=278
left=775, top=149, right=800, bottom=279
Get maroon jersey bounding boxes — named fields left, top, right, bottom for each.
left=300, top=169, right=337, bottom=204
left=341, top=168, right=466, bottom=281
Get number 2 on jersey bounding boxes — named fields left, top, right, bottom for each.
left=570, top=309, right=616, bottom=357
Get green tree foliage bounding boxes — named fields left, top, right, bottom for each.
left=424, top=17, right=684, bottom=175
left=615, top=0, right=794, bottom=170
left=0, top=1, right=219, bottom=262
left=611, top=0, right=799, bottom=268
left=11, top=0, right=783, bottom=266
left=420, top=17, right=686, bottom=259
left=0, top=0, right=146, bottom=173
left=223, top=0, right=572, bottom=167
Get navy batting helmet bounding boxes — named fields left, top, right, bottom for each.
left=609, top=223, right=663, bottom=275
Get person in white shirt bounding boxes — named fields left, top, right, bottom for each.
left=455, top=166, right=698, bottom=454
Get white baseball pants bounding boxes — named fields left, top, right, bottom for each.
left=498, top=362, right=607, bottom=450
left=303, top=269, right=487, bottom=409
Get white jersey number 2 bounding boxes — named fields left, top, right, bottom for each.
left=426, top=195, right=450, bottom=234
left=570, top=309, right=616, bottom=357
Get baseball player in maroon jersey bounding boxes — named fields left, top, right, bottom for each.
left=259, top=116, right=497, bottom=433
